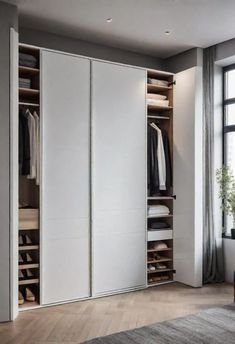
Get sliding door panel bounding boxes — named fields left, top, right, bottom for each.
left=92, top=61, right=146, bottom=295
left=41, top=50, right=90, bottom=304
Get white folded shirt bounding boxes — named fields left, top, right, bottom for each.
left=148, top=205, right=170, bottom=215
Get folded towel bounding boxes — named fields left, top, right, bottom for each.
left=147, top=99, right=169, bottom=107
left=19, top=53, right=37, bottom=63
left=148, top=205, right=170, bottom=216
left=147, top=93, right=167, bottom=100
left=148, top=221, right=171, bottom=230
left=148, top=78, right=169, bottom=87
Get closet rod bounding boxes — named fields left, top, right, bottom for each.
left=147, top=115, right=169, bottom=120
left=19, top=102, right=40, bottom=107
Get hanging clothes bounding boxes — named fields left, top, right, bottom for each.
left=26, top=109, right=37, bottom=179
left=19, top=108, right=40, bottom=184
left=33, top=111, right=40, bottom=185
left=150, top=123, right=166, bottom=191
left=19, top=109, right=30, bottom=175
left=147, top=122, right=172, bottom=195
left=147, top=125, right=159, bottom=195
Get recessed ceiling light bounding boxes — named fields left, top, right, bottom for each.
left=106, top=18, right=113, bottom=23
left=165, top=30, right=171, bottom=35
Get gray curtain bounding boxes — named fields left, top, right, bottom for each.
left=203, top=46, right=224, bottom=284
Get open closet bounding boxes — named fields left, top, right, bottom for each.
left=13, top=41, right=203, bottom=317
left=146, top=70, right=175, bottom=286
left=18, top=45, right=40, bottom=308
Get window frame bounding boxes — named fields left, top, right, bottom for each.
left=222, top=64, right=235, bottom=235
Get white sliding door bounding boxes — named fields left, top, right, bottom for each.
left=92, top=61, right=146, bottom=295
left=41, top=51, right=90, bottom=304
left=173, top=66, right=203, bottom=287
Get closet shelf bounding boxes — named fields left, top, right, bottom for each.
left=147, top=258, right=172, bottom=264
left=19, top=278, right=39, bottom=285
left=19, top=102, right=40, bottom=107
left=147, top=84, right=172, bottom=92
left=19, top=245, right=39, bottom=251
left=19, top=88, right=40, bottom=96
left=147, top=196, right=174, bottom=200
left=147, top=279, right=174, bottom=287
left=147, top=214, right=173, bottom=218
left=147, top=268, right=174, bottom=274
left=19, top=66, right=40, bottom=76
left=18, top=263, right=39, bottom=270
left=148, top=104, right=173, bottom=111
left=147, top=247, right=173, bottom=253
left=147, top=115, right=169, bottom=120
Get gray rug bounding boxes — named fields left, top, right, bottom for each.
left=84, top=304, right=235, bottom=343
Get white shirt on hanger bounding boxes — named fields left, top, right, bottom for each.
left=150, top=122, right=166, bottom=190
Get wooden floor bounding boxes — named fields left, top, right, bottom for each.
left=0, top=282, right=232, bottom=344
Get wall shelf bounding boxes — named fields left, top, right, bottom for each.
left=19, top=245, right=39, bottom=251
left=147, top=247, right=173, bottom=253
left=147, top=84, right=172, bottom=92
left=19, top=279, right=39, bottom=286
left=147, top=214, right=173, bottom=218
left=19, top=66, right=39, bottom=76
left=18, top=263, right=39, bottom=270
left=148, top=104, right=173, bottom=111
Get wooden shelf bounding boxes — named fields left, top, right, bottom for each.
left=19, top=66, right=39, bottom=76
left=147, top=214, right=173, bottom=218
left=147, top=115, right=169, bottom=120
left=147, top=258, right=172, bottom=264
left=19, top=245, right=39, bottom=251
left=147, top=196, right=174, bottom=200
left=148, top=104, right=173, bottom=111
left=147, top=69, right=174, bottom=79
left=19, top=278, right=39, bottom=285
left=19, top=301, right=40, bottom=310
left=147, top=84, right=172, bottom=92
left=147, top=268, right=174, bottom=274
left=19, top=102, right=40, bottom=107
left=147, top=247, right=173, bottom=253
left=19, top=88, right=39, bottom=96
left=147, top=279, right=174, bottom=287
left=19, top=263, right=39, bottom=270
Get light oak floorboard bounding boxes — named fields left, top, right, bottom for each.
left=0, top=282, right=232, bottom=344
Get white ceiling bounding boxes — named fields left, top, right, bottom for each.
left=5, top=0, right=235, bottom=58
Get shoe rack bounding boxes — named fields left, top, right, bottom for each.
left=18, top=44, right=40, bottom=309
left=146, top=69, right=175, bottom=287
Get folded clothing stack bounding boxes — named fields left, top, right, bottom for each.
left=19, top=53, right=37, bottom=68
left=148, top=221, right=171, bottom=231
left=148, top=77, right=169, bottom=87
left=19, top=77, right=31, bottom=89
left=148, top=204, right=170, bottom=217
left=147, top=92, right=169, bottom=107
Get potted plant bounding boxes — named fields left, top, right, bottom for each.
left=216, top=166, right=235, bottom=239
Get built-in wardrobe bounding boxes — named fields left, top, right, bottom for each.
left=8, top=38, right=203, bottom=320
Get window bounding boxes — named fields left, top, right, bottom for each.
left=223, top=65, right=235, bottom=234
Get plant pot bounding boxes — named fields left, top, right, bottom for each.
left=231, top=228, right=235, bottom=239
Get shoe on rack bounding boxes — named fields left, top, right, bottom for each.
left=26, top=253, right=33, bottom=262
left=25, top=235, right=32, bottom=245
left=19, top=254, right=24, bottom=263
left=18, top=291, right=24, bottom=305
left=19, top=235, right=23, bottom=245
left=155, top=263, right=167, bottom=270
left=148, top=264, right=156, bottom=271
left=25, top=288, right=35, bottom=302
left=19, top=270, right=24, bottom=279
left=26, top=269, right=33, bottom=277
